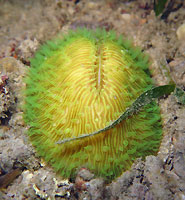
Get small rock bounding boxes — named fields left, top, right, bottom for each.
left=0, top=57, right=19, bottom=73
left=173, top=152, right=185, bottom=180
left=68, top=7, right=75, bottom=15
left=174, top=192, right=185, bottom=200
left=77, top=168, right=94, bottom=181
left=169, top=58, right=185, bottom=85
left=17, top=38, right=39, bottom=60
left=121, top=13, right=132, bottom=21
left=144, top=156, right=173, bottom=200
left=75, top=176, right=87, bottom=191
left=177, top=23, right=185, bottom=41
left=173, top=128, right=185, bottom=153
left=88, top=178, right=104, bottom=200
left=105, top=170, right=135, bottom=199
left=87, top=2, right=98, bottom=9
left=130, top=183, right=148, bottom=199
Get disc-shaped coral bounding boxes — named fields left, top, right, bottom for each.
left=24, top=29, right=162, bottom=180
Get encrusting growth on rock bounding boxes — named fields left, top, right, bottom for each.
left=24, top=28, right=162, bottom=180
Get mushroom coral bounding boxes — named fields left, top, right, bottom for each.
left=24, top=29, right=162, bottom=180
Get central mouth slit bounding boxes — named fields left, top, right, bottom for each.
left=94, top=44, right=105, bottom=91
left=98, top=50, right=101, bottom=88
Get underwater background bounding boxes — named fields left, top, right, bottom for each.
left=0, top=0, right=184, bottom=199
